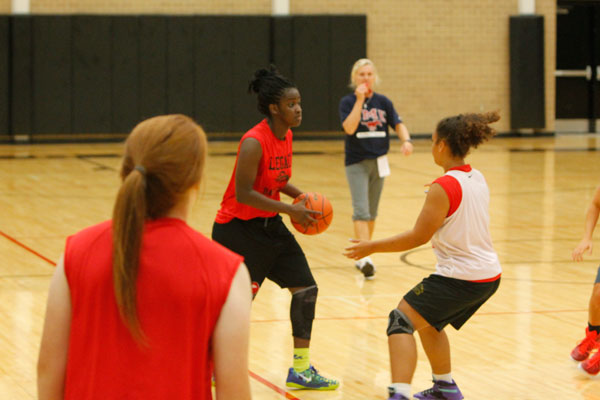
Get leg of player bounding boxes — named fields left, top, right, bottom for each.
left=347, top=162, right=376, bottom=279
left=353, top=220, right=376, bottom=278
left=285, top=286, right=339, bottom=390
left=578, top=281, right=600, bottom=376
left=386, top=300, right=463, bottom=400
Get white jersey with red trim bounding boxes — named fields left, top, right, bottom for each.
left=430, top=166, right=501, bottom=281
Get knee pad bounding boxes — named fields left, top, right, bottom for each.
left=387, top=308, right=414, bottom=336
left=290, top=285, right=318, bottom=340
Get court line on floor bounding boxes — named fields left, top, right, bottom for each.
left=248, top=371, right=301, bottom=400
left=0, top=230, right=56, bottom=266
left=0, top=227, right=301, bottom=400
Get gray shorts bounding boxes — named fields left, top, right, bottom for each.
left=345, top=158, right=385, bottom=221
left=596, top=265, right=600, bottom=284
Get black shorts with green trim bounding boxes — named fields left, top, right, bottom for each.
left=403, top=274, right=500, bottom=331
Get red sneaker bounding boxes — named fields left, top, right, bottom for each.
left=571, top=328, right=600, bottom=361
left=579, top=344, right=600, bottom=376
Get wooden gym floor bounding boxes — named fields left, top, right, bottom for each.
left=1, top=134, right=600, bottom=399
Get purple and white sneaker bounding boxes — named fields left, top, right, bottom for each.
left=413, top=380, right=464, bottom=400
left=387, top=386, right=410, bottom=400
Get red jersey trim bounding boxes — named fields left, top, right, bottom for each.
left=448, top=164, right=472, bottom=172
left=433, top=175, right=462, bottom=217
left=470, top=273, right=501, bottom=283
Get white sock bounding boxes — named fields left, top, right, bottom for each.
left=433, top=372, right=453, bottom=383
left=359, top=256, right=373, bottom=266
left=388, top=383, right=411, bottom=398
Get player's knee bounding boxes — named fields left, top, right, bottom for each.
left=290, top=285, right=318, bottom=340
left=387, top=308, right=414, bottom=336
left=352, top=211, right=371, bottom=221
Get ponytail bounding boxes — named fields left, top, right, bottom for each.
left=111, top=114, right=207, bottom=342
left=112, top=166, right=147, bottom=342
left=436, top=111, right=500, bottom=158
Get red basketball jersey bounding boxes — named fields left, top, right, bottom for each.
left=63, top=218, right=242, bottom=400
left=216, top=119, right=293, bottom=223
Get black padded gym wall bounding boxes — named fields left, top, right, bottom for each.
left=11, top=16, right=33, bottom=135
left=167, top=16, right=195, bottom=118
left=112, top=16, right=140, bottom=134
left=330, top=16, right=366, bottom=130
left=33, top=16, right=72, bottom=134
left=194, top=16, right=234, bottom=132
left=272, top=16, right=293, bottom=79
left=0, top=16, right=8, bottom=136
left=5, top=14, right=365, bottom=137
left=510, top=15, right=546, bottom=129
left=139, top=16, right=168, bottom=122
left=72, top=16, right=111, bottom=133
left=231, top=16, right=270, bottom=132
left=292, top=16, right=331, bottom=132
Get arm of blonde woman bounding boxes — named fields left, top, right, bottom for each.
left=213, top=262, right=252, bottom=400
left=573, top=185, right=600, bottom=261
left=341, top=84, right=368, bottom=134
left=396, top=123, right=413, bottom=156
left=37, top=255, right=71, bottom=400
left=344, top=183, right=448, bottom=259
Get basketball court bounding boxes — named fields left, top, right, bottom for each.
left=1, top=135, right=600, bottom=399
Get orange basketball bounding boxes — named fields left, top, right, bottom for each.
left=290, top=192, right=333, bottom=235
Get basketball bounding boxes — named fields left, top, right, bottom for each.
left=291, top=192, right=333, bottom=235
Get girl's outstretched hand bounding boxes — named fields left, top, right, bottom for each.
left=344, top=238, right=374, bottom=260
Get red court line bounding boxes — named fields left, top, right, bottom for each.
left=249, top=370, right=301, bottom=400
left=1, top=229, right=297, bottom=400
left=0, top=230, right=56, bottom=266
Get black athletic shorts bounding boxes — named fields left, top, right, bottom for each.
left=212, top=215, right=316, bottom=292
left=403, top=274, right=500, bottom=332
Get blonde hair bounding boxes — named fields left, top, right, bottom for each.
left=112, top=114, right=207, bottom=342
left=349, top=58, right=380, bottom=89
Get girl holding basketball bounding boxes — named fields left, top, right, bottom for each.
left=344, top=112, right=502, bottom=400
left=212, top=66, right=338, bottom=390
left=339, top=58, right=413, bottom=279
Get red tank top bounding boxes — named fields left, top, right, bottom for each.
left=215, top=119, right=293, bottom=223
left=63, top=218, right=242, bottom=400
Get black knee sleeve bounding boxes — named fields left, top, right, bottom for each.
left=290, top=285, right=318, bottom=340
left=387, top=308, right=414, bottom=336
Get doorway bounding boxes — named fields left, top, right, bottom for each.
left=556, top=1, right=600, bottom=132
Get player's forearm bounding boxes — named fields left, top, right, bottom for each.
left=236, top=189, right=292, bottom=215
left=281, top=183, right=302, bottom=199
left=342, top=102, right=364, bottom=134
left=582, top=206, right=600, bottom=240
left=396, top=123, right=411, bottom=142
left=371, top=230, right=428, bottom=253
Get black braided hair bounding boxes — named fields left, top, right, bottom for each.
left=248, top=65, right=296, bottom=117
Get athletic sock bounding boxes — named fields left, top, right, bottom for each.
left=589, top=322, right=600, bottom=335
left=293, top=348, right=310, bottom=372
left=388, top=383, right=411, bottom=398
left=433, top=372, right=453, bottom=383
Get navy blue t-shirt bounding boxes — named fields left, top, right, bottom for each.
left=339, top=92, right=402, bottom=166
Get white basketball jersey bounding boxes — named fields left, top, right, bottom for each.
left=430, top=167, right=501, bottom=281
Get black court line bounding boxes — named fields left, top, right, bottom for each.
left=76, top=155, right=119, bottom=171
left=399, top=247, right=594, bottom=285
